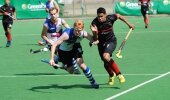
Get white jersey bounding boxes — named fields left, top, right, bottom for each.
left=44, top=18, right=65, bottom=45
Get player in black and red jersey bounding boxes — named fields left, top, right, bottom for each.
left=90, top=7, right=134, bottom=86
left=138, top=0, right=151, bottom=28
left=0, top=0, right=16, bottom=47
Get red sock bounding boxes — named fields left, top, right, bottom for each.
left=104, top=65, right=114, bottom=77
left=108, top=59, right=120, bottom=75
left=144, top=18, right=149, bottom=25
left=5, top=32, right=12, bottom=41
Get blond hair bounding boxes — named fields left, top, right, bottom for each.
left=74, top=19, right=84, bottom=29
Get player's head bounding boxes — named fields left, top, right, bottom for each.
left=49, top=7, right=58, bottom=19
left=4, top=0, right=10, bottom=5
left=73, top=19, right=84, bottom=36
left=97, top=7, right=107, bottom=22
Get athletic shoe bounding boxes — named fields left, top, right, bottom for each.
left=117, top=74, right=125, bottom=84
left=73, top=69, right=81, bottom=74
left=6, top=41, right=11, bottom=47
left=145, top=24, right=148, bottom=28
left=91, top=81, right=99, bottom=89
left=108, top=76, right=115, bottom=85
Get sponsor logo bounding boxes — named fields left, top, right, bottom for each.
left=21, top=3, right=46, bottom=11
left=120, top=1, right=139, bottom=8
left=120, top=1, right=154, bottom=9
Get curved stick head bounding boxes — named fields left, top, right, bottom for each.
left=116, top=51, right=123, bottom=59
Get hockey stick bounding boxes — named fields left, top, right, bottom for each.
left=0, top=7, right=15, bottom=20
left=30, top=47, right=49, bottom=54
left=41, top=59, right=64, bottom=69
left=116, top=28, right=133, bottom=59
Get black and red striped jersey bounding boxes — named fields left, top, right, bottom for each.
left=0, top=4, right=15, bottom=22
left=91, top=14, right=117, bottom=43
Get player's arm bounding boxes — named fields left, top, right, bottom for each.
left=53, top=0, right=60, bottom=15
left=41, top=25, right=53, bottom=45
left=90, top=24, right=98, bottom=41
left=13, top=7, right=16, bottom=20
left=62, top=19, right=70, bottom=28
left=49, top=33, right=69, bottom=66
left=116, top=14, right=135, bottom=29
left=84, top=31, right=99, bottom=45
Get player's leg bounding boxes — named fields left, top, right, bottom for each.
left=144, top=5, right=149, bottom=28
left=58, top=49, right=80, bottom=74
left=98, top=43, right=116, bottom=85
left=3, top=22, right=12, bottom=47
left=141, top=5, right=149, bottom=28
left=76, top=57, right=99, bottom=89
left=103, top=38, right=125, bottom=84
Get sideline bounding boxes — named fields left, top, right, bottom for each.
left=105, top=71, right=170, bottom=100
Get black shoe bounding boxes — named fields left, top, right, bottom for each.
left=73, top=69, right=81, bottom=74
left=6, top=41, right=11, bottom=47
left=145, top=25, right=148, bottom=28
left=91, top=82, right=99, bottom=89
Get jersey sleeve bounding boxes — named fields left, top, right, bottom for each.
left=109, top=14, right=118, bottom=22
left=91, top=17, right=98, bottom=26
left=43, top=19, right=49, bottom=28
left=61, top=18, right=66, bottom=25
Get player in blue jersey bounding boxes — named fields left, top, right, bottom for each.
left=49, top=19, right=99, bottom=89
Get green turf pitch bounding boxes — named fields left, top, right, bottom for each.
left=0, top=16, right=170, bottom=100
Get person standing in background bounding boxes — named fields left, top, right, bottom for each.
left=0, top=0, right=16, bottom=47
left=138, top=0, right=151, bottom=28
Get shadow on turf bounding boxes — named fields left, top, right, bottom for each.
left=15, top=73, right=67, bottom=76
left=29, top=83, right=120, bottom=93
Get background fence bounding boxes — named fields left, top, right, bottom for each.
left=0, top=0, right=170, bottom=19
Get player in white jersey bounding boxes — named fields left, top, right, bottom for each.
left=41, top=8, right=68, bottom=46
left=38, top=0, right=60, bottom=45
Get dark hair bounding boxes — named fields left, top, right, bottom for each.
left=97, top=7, right=106, bottom=14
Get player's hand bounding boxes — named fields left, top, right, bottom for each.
left=49, top=59, right=56, bottom=66
left=89, top=40, right=99, bottom=47
left=92, top=40, right=99, bottom=45
left=3, top=12, right=9, bottom=16
left=129, top=24, right=135, bottom=30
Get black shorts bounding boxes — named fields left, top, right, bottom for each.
left=141, top=4, right=149, bottom=16
left=73, top=43, right=83, bottom=58
left=2, top=21, right=13, bottom=31
left=98, top=37, right=117, bottom=60
left=58, top=49, right=75, bottom=67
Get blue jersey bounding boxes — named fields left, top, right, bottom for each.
left=46, top=1, right=54, bottom=9
left=59, top=28, right=86, bottom=51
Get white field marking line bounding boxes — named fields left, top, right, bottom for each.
left=105, top=71, right=170, bottom=100
left=0, top=30, right=170, bottom=37
left=0, top=73, right=164, bottom=78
